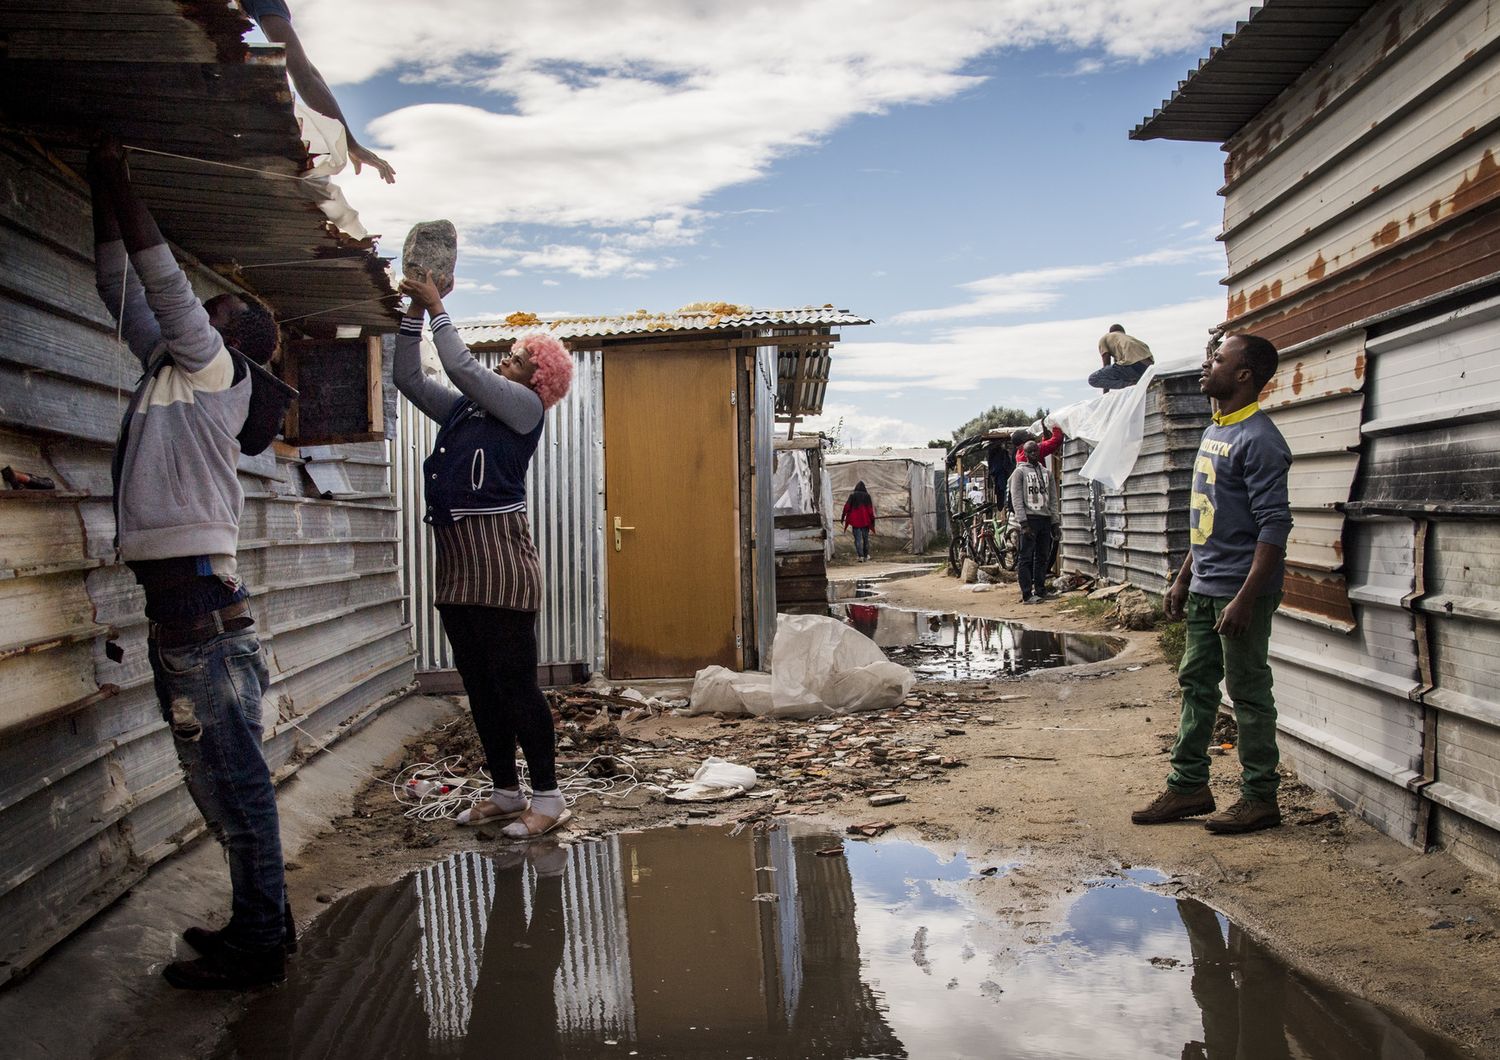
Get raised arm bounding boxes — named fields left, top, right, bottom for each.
left=88, top=140, right=229, bottom=376
left=393, top=311, right=462, bottom=423
left=253, top=12, right=396, bottom=183
left=400, top=272, right=543, bottom=433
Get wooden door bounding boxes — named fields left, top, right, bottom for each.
left=604, top=347, right=742, bottom=678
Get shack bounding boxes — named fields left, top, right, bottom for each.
left=393, top=309, right=869, bottom=682
left=825, top=453, right=939, bottom=558
left=1059, top=369, right=1211, bottom=592
left=0, top=3, right=411, bottom=977
left=1134, top=0, right=1500, bottom=871
left=772, top=436, right=836, bottom=615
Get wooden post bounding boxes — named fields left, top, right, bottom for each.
left=786, top=346, right=806, bottom=440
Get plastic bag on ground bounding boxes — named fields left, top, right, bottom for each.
left=665, top=757, right=758, bottom=802
left=685, top=614, right=915, bottom=719
left=685, top=666, right=774, bottom=716
left=766, top=613, right=915, bottom=719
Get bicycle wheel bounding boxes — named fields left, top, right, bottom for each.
left=998, top=523, right=1020, bottom=571
left=975, top=525, right=1000, bottom=567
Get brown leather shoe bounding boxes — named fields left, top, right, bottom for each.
left=1131, top=785, right=1216, bottom=824
left=1204, top=798, right=1281, bottom=834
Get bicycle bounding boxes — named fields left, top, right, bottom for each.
left=948, top=502, right=1020, bottom=573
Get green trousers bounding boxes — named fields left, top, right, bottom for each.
left=1168, top=592, right=1282, bottom=803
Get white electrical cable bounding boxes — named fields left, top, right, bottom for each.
left=287, top=718, right=661, bottom=823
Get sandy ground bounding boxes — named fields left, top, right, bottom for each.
left=82, top=558, right=1500, bottom=1056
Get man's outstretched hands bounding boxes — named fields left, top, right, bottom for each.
left=350, top=142, right=396, bottom=184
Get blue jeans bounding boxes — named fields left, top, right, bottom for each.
left=852, top=526, right=870, bottom=558
left=150, top=626, right=286, bottom=950
left=1088, top=359, right=1150, bottom=391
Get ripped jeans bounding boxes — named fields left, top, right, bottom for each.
left=149, top=626, right=286, bottom=951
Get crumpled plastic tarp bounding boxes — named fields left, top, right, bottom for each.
left=1040, top=363, right=1162, bottom=491
left=686, top=613, right=915, bottom=719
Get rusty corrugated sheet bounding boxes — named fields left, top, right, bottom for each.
left=1259, top=333, right=1366, bottom=629
left=1130, top=0, right=1382, bottom=142
left=461, top=308, right=870, bottom=344
left=1216, top=0, right=1500, bottom=345
left=0, top=1, right=398, bottom=328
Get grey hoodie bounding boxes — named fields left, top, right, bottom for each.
left=98, top=241, right=250, bottom=568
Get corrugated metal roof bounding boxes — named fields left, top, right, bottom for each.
left=459, top=307, right=871, bottom=344
left=0, top=0, right=398, bottom=328
left=1130, top=1, right=1380, bottom=142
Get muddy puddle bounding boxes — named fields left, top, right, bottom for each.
left=219, top=825, right=1467, bottom=1059
left=836, top=601, right=1126, bottom=680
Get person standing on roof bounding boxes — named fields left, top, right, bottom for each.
left=1090, top=324, right=1155, bottom=392
left=1007, top=440, right=1054, bottom=604
left=1132, top=333, right=1292, bottom=835
left=89, top=137, right=292, bottom=991
left=841, top=481, right=876, bottom=562
left=395, top=268, right=574, bottom=839
left=239, top=0, right=396, bottom=183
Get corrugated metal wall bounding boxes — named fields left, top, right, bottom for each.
left=1058, top=373, right=1209, bottom=593
left=1217, top=0, right=1500, bottom=350
left=1204, top=0, right=1500, bottom=872
left=393, top=344, right=605, bottom=674
left=0, top=139, right=414, bottom=979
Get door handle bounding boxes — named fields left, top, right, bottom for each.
left=614, top=515, right=636, bottom=552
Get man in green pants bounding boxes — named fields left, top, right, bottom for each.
left=1133, top=333, right=1292, bottom=834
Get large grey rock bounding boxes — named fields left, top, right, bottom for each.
left=402, top=220, right=458, bottom=296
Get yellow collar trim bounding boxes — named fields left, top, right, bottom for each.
left=1212, top=401, right=1260, bottom=427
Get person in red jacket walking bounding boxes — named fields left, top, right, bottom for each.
left=841, top=480, right=876, bottom=562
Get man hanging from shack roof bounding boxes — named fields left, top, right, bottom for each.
left=1132, top=332, right=1294, bottom=836
left=88, top=134, right=296, bottom=990
left=239, top=0, right=396, bottom=183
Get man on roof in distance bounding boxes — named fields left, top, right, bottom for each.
left=1090, top=323, right=1154, bottom=392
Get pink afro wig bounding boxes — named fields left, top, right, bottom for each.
left=514, top=331, right=572, bottom=410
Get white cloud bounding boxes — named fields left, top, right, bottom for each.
left=801, top=401, right=937, bottom=449
left=302, top=0, right=1246, bottom=251
left=838, top=296, right=1222, bottom=389
left=890, top=240, right=1223, bottom=324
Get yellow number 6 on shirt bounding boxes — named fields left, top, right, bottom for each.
left=1190, top=455, right=1216, bottom=545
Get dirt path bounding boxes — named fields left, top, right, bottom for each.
left=284, top=563, right=1500, bottom=1055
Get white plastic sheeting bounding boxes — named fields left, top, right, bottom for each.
left=1044, top=364, right=1170, bottom=490
left=826, top=458, right=935, bottom=555
left=686, top=614, right=915, bottom=718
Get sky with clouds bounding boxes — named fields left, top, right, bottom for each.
left=285, top=0, right=1246, bottom=447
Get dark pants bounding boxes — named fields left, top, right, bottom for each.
left=439, top=605, right=558, bottom=791
left=852, top=525, right=870, bottom=558
left=150, top=625, right=285, bottom=950
left=1168, top=592, right=1281, bottom=802
left=464, top=861, right=566, bottom=1060
left=1017, top=516, right=1053, bottom=599
left=1088, top=359, right=1150, bottom=391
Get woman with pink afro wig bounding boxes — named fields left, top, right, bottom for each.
left=394, top=268, right=576, bottom=839
left=507, top=331, right=572, bottom=410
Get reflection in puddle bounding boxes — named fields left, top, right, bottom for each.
left=220, top=827, right=1468, bottom=1060
left=837, top=602, right=1125, bottom=680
